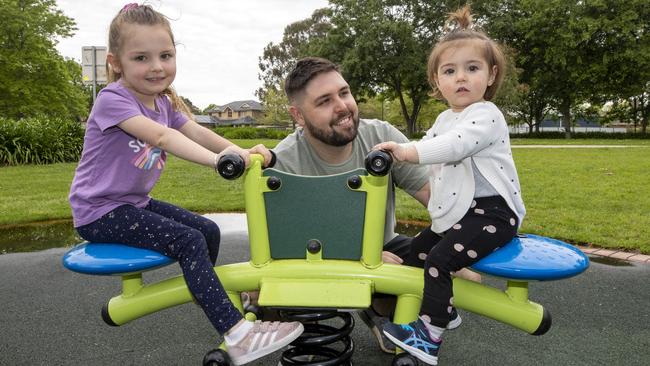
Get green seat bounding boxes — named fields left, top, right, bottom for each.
left=263, top=168, right=367, bottom=260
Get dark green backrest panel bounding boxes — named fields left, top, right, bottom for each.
left=263, top=168, right=367, bottom=260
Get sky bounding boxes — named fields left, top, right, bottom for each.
left=55, top=0, right=329, bottom=109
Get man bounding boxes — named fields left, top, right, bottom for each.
left=272, top=57, right=479, bottom=353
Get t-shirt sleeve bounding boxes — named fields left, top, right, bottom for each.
left=92, top=88, right=144, bottom=132
left=161, top=95, right=190, bottom=129
left=382, top=123, right=429, bottom=196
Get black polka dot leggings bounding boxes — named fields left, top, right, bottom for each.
left=408, top=195, right=518, bottom=328
left=76, top=199, right=242, bottom=335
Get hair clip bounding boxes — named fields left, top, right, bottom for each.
left=121, top=3, right=139, bottom=12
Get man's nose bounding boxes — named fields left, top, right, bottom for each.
left=332, top=96, right=347, bottom=112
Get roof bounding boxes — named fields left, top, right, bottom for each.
left=193, top=115, right=214, bottom=124
left=207, top=100, right=264, bottom=113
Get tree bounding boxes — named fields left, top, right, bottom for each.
left=260, top=84, right=292, bottom=127
left=256, top=8, right=333, bottom=100
left=0, top=0, right=88, bottom=120
left=180, top=96, right=201, bottom=115
left=485, top=0, right=650, bottom=138
left=321, top=0, right=443, bottom=136
left=202, top=104, right=219, bottom=114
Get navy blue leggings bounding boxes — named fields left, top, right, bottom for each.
left=76, top=199, right=242, bottom=335
left=408, top=196, right=518, bottom=328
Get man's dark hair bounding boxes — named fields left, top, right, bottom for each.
left=284, top=57, right=340, bottom=103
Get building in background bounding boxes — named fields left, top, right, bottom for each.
left=195, top=100, right=265, bottom=127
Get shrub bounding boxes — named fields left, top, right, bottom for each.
left=0, top=116, right=84, bottom=165
left=212, top=126, right=292, bottom=140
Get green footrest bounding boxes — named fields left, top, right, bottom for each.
left=258, top=278, right=372, bottom=309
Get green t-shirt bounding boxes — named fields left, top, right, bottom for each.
left=273, top=119, right=429, bottom=243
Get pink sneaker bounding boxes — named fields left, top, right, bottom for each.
left=227, top=320, right=304, bottom=365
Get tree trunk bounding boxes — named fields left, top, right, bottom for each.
left=560, top=98, right=572, bottom=139
left=395, top=87, right=413, bottom=136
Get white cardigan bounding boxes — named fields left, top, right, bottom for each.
left=411, top=101, right=526, bottom=233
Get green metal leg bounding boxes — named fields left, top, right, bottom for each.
left=104, top=262, right=546, bottom=336
left=393, top=294, right=421, bottom=325
left=453, top=277, right=545, bottom=334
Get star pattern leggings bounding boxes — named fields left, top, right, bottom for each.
left=408, top=195, right=518, bottom=328
left=76, top=199, right=242, bottom=335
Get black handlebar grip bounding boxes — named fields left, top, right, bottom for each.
left=217, top=154, right=245, bottom=180
left=364, top=150, right=393, bottom=176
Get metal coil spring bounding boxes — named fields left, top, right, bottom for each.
left=279, top=310, right=355, bottom=366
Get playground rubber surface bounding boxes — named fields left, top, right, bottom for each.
left=1, top=215, right=648, bottom=365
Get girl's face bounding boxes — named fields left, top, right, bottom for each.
left=108, top=24, right=176, bottom=108
left=434, top=42, right=496, bottom=112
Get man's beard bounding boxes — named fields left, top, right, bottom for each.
left=304, top=112, right=360, bottom=147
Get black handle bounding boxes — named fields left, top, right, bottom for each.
left=364, top=150, right=393, bottom=176
left=217, top=154, right=245, bottom=180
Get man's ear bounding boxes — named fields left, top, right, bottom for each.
left=107, top=53, right=121, bottom=74
left=288, top=105, right=305, bottom=127
left=488, top=66, right=498, bottom=86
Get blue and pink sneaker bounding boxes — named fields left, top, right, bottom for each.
left=382, top=318, right=442, bottom=365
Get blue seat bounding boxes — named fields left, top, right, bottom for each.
left=62, top=243, right=175, bottom=276
left=471, top=234, right=589, bottom=281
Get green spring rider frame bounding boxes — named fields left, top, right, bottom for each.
left=63, top=153, right=589, bottom=366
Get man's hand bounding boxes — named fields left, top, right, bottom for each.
left=382, top=251, right=404, bottom=264
left=248, top=144, right=274, bottom=167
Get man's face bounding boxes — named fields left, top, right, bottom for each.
left=290, top=71, right=360, bottom=147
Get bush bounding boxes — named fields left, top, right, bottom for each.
left=0, top=116, right=84, bottom=165
left=212, top=126, right=292, bottom=140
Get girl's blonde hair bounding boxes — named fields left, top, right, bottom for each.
left=427, top=5, right=506, bottom=101
left=106, top=3, right=193, bottom=118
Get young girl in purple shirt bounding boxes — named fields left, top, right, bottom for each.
left=69, top=4, right=302, bottom=365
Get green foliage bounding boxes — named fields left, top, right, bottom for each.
left=257, top=8, right=333, bottom=96
left=483, top=0, right=650, bottom=137
left=212, top=127, right=291, bottom=140
left=0, top=117, right=84, bottom=165
left=202, top=104, right=220, bottom=114
left=259, top=86, right=292, bottom=127
left=180, top=96, right=201, bottom=115
left=0, top=0, right=88, bottom=120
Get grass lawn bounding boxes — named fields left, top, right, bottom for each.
left=1, top=139, right=648, bottom=253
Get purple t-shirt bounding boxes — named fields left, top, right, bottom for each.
left=69, top=82, right=189, bottom=227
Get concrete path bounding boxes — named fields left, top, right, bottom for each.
left=1, top=214, right=648, bottom=365
left=512, top=145, right=647, bottom=148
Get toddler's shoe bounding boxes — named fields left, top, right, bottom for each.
left=447, top=308, right=462, bottom=330
left=382, top=318, right=442, bottom=365
left=227, top=320, right=304, bottom=365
